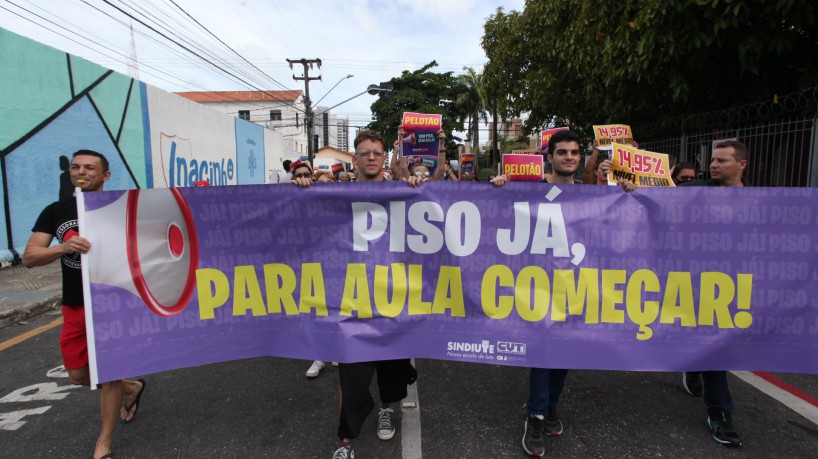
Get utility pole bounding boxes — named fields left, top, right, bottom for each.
left=287, top=58, right=322, bottom=164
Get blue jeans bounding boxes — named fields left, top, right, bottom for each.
left=702, top=371, right=733, bottom=414
left=527, top=368, right=569, bottom=416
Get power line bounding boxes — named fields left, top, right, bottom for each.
left=95, top=0, right=299, bottom=111
left=165, top=0, right=292, bottom=92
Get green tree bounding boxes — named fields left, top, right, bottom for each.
left=455, top=66, right=489, bottom=153
left=482, top=1, right=818, bottom=137
left=368, top=61, right=466, bottom=155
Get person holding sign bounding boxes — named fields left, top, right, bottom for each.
left=292, top=130, right=422, bottom=459
left=22, top=150, right=147, bottom=459
left=677, top=140, right=749, bottom=447
left=492, top=129, right=582, bottom=457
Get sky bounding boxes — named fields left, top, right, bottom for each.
left=1, top=0, right=525, bottom=138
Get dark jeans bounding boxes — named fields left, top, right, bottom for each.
left=527, top=368, right=569, bottom=416
left=337, top=359, right=415, bottom=440
left=699, top=370, right=734, bottom=414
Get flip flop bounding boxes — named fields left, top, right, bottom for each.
left=122, top=379, right=146, bottom=423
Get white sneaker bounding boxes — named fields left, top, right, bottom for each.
left=306, top=360, right=325, bottom=378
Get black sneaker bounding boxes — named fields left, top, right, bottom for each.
left=545, top=406, right=564, bottom=436
left=683, top=372, right=703, bottom=397
left=707, top=411, right=742, bottom=446
left=522, top=415, right=546, bottom=457
left=377, top=407, right=395, bottom=440
left=332, top=443, right=354, bottom=459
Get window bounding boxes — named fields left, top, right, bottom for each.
left=296, top=113, right=299, bottom=128
left=238, top=110, right=250, bottom=121
left=270, top=110, right=282, bottom=121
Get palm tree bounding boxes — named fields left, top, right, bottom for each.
left=456, top=67, right=489, bottom=154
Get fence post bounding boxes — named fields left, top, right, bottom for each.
left=809, top=113, right=818, bottom=187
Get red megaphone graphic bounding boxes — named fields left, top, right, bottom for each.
left=86, top=189, right=199, bottom=317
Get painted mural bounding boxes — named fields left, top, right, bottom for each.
left=0, top=27, right=285, bottom=263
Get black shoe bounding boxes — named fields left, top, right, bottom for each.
left=545, top=406, right=563, bottom=436
left=522, top=415, right=546, bottom=457
left=707, top=411, right=742, bottom=446
left=683, top=372, right=703, bottom=397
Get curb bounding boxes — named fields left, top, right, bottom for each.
left=0, top=294, right=62, bottom=329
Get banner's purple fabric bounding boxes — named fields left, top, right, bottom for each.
left=82, top=182, right=818, bottom=383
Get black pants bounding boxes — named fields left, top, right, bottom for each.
left=337, top=359, right=416, bottom=440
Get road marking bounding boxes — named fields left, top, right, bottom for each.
left=0, top=317, right=62, bottom=352
left=401, top=358, right=422, bottom=459
left=732, top=371, right=818, bottom=425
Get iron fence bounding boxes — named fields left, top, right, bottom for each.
left=635, top=88, right=818, bottom=187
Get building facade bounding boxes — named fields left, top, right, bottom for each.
left=177, top=90, right=308, bottom=161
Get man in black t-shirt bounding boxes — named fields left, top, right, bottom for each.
left=23, top=150, right=145, bottom=459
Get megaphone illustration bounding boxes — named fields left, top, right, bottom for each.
left=85, top=189, right=199, bottom=317
left=402, top=133, right=416, bottom=145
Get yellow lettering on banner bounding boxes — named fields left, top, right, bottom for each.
left=626, top=269, right=661, bottom=340
left=481, top=265, right=514, bottom=319
left=408, top=265, right=432, bottom=315
left=299, top=263, right=328, bottom=316
left=196, top=268, right=229, bottom=320
left=601, top=270, right=626, bottom=323
left=341, top=264, right=373, bottom=318
left=699, top=272, right=735, bottom=328
left=233, top=266, right=266, bottom=317
left=263, top=264, right=298, bottom=315
left=374, top=264, right=407, bottom=318
left=515, top=266, right=550, bottom=322
left=659, top=272, right=696, bottom=326
left=551, top=269, right=599, bottom=323
left=432, top=266, right=465, bottom=317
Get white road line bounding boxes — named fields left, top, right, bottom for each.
left=732, top=371, right=818, bottom=425
left=401, top=358, right=422, bottom=459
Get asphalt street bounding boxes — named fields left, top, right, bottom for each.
left=2, top=311, right=818, bottom=458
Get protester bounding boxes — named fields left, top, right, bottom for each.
left=671, top=161, right=697, bottom=184
left=677, top=140, right=749, bottom=447
left=289, top=160, right=313, bottom=184
left=22, top=150, right=146, bottom=459
left=491, top=129, right=583, bottom=457
left=293, top=130, right=423, bottom=459
left=338, top=172, right=351, bottom=182
left=281, top=160, right=293, bottom=183
left=314, top=170, right=335, bottom=183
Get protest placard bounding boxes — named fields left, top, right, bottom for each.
left=401, top=112, right=442, bottom=156
left=608, top=142, right=675, bottom=187
left=460, top=153, right=475, bottom=174
left=593, top=124, right=635, bottom=149
left=502, top=154, right=544, bottom=181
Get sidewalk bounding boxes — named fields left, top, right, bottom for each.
left=0, top=262, right=62, bottom=328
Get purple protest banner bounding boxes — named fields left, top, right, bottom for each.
left=78, top=183, right=818, bottom=384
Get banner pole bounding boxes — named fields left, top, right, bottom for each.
left=76, top=187, right=99, bottom=388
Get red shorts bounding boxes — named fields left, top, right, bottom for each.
left=60, top=305, right=88, bottom=370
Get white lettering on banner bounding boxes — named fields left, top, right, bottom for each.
left=351, top=187, right=585, bottom=264
left=352, top=201, right=481, bottom=257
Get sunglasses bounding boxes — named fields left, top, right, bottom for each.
left=293, top=172, right=311, bottom=179
left=414, top=171, right=430, bottom=177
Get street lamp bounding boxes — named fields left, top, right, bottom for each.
left=314, top=74, right=354, bottom=106
left=309, top=85, right=393, bottom=159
